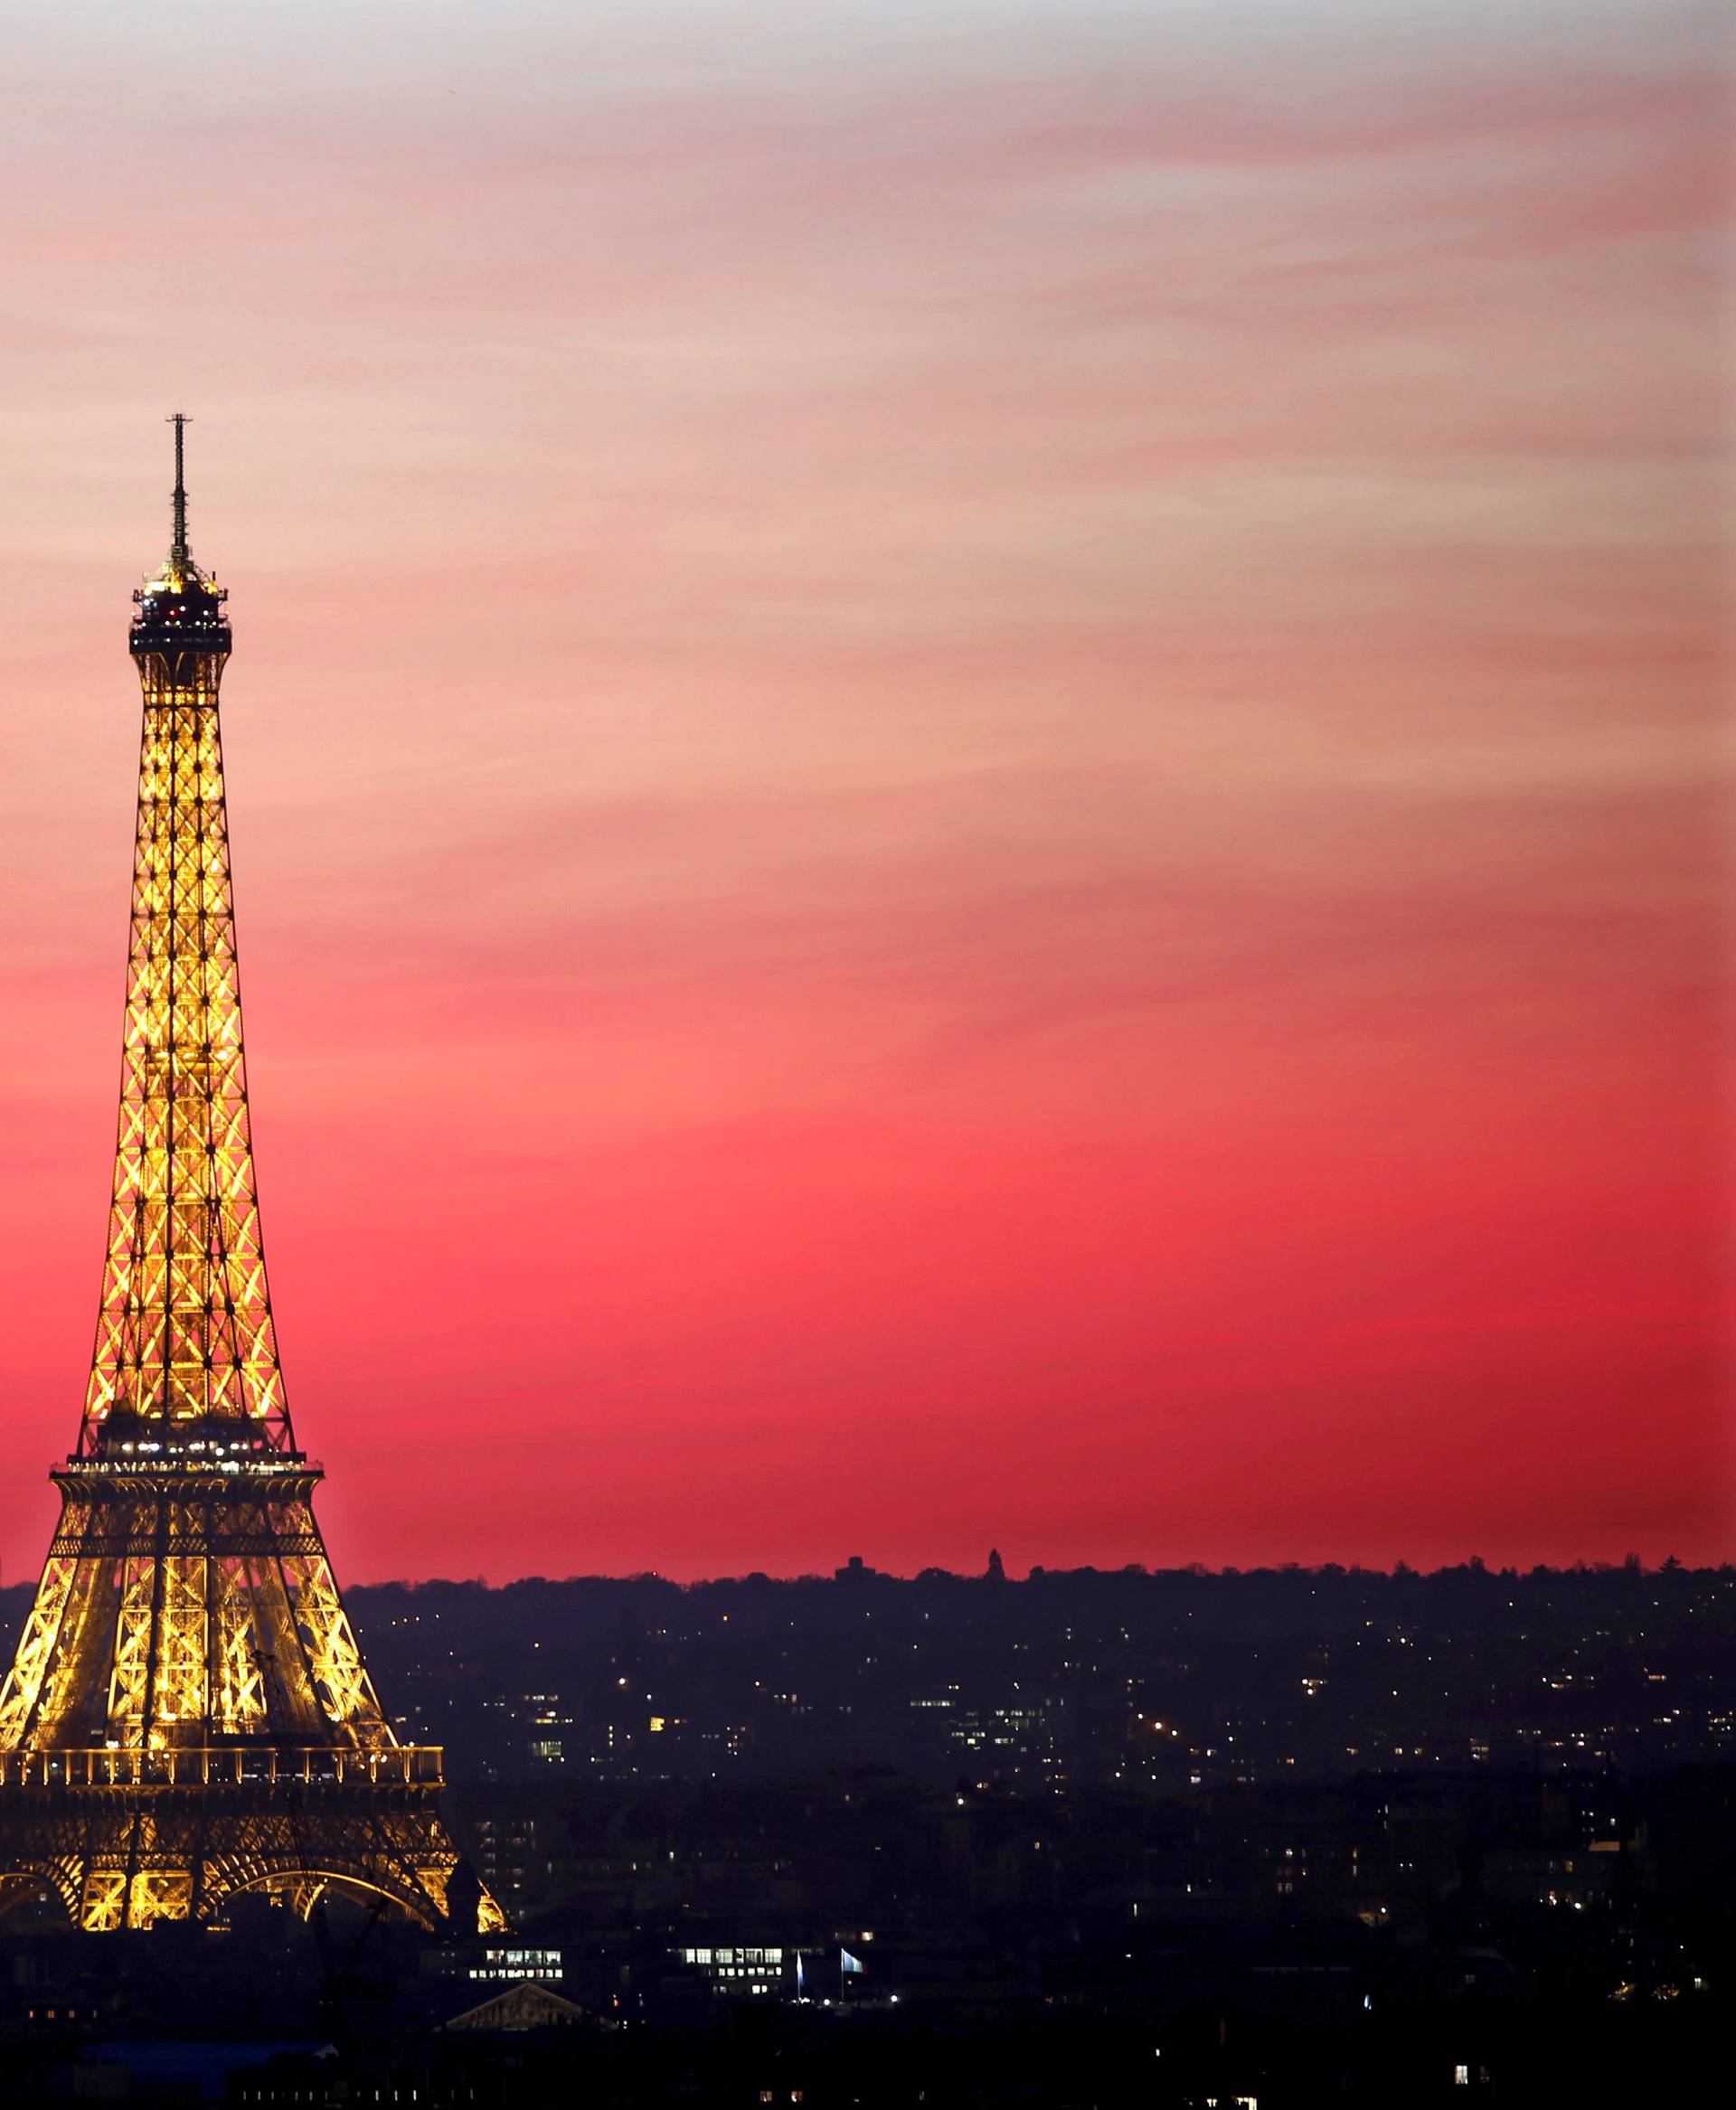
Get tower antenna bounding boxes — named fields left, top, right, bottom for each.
left=168, top=411, right=190, bottom=578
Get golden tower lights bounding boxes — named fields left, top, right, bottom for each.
left=0, top=422, right=501, bottom=1933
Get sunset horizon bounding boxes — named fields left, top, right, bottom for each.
left=0, top=1, right=1725, bottom=1592
left=0, top=8, right=1726, bottom=2091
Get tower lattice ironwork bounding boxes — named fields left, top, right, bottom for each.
left=0, top=422, right=501, bottom=1934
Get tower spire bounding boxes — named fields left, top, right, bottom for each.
left=168, top=411, right=190, bottom=582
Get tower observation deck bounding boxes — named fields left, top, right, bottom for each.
left=0, top=422, right=500, bottom=1933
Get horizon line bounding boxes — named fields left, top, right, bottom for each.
left=109, top=1554, right=1728, bottom=1591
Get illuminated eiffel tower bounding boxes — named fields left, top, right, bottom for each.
left=0, top=421, right=500, bottom=1933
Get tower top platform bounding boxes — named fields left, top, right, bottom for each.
left=130, top=413, right=230, bottom=658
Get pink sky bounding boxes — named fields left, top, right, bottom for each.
left=0, top=2, right=1727, bottom=1582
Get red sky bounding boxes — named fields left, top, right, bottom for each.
left=0, top=3, right=1728, bottom=1582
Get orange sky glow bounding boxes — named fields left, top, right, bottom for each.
left=0, top=2, right=1727, bottom=1581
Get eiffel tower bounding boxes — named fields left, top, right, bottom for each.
left=0, top=421, right=501, bottom=1934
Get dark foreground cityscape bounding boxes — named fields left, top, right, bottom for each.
left=0, top=1557, right=1730, bottom=2105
